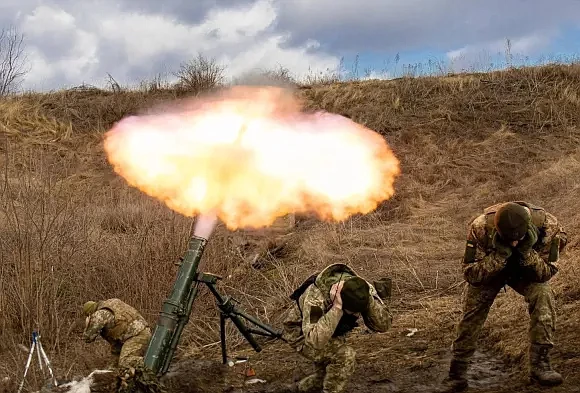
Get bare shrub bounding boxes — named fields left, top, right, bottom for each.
left=231, top=65, right=297, bottom=88
left=0, top=26, right=28, bottom=96
left=173, top=53, right=226, bottom=93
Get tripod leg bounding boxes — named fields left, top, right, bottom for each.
left=38, top=342, right=58, bottom=386
left=37, top=340, right=44, bottom=373
left=17, top=343, right=36, bottom=393
left=220, top=313, right=227, bottom=365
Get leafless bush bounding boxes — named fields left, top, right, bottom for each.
left=230, top=65, right=297, bottom=88
left=173, top=53, right=226, bottom=93
left=0, top=26, right=28, bottom=96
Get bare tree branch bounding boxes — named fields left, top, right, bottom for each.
left=0, top=26, right=29, bottom=96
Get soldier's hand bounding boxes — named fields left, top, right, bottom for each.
left=516, top=226, right=539, bottom=257
left=492, top=232, right=512, bottom=260
left=330, top=281, right=344, bottom=310
left=373, top=278, right=392, bottom=301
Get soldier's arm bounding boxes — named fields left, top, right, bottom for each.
left=520, top=212, right=567, bottom=282
left=83, top=309, right=114, bottom=343
left=301, top=286, right=343, bottom=350
left=361, top=285, right=392, bottom=333
left=462, top=216, right=508, bottom=286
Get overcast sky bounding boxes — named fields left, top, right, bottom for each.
left=2, top=0, right=580, bottom=91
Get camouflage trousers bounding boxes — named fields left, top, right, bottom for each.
left=297, top=338, right=356, bottom=393
left=452, top=278, right=556, bottom=362
left=110, top=328, right=152, bottom=370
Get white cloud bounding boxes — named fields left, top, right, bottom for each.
left=445, top=30, right=557, bottom=71
left=21, top=5, right=76, bottom=34
left=19, top=5, right=100, bottom=89
left=15, top=0, right=341, bottom=90
left=361, top=70, right=392, bottom=80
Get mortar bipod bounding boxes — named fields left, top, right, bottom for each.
left=196, top=272, right=284, bottom=365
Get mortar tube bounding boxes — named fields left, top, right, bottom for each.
left=144, top=236, right=207, bottom=374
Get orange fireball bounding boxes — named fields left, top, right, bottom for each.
left=103, top=86, right=401, bottom=229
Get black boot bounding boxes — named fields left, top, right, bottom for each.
left=529, top=344, right=563, bottom=386
left=434, top=359, right=468, bottom=393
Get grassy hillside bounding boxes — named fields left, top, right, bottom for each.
left=1, top=63, right=579, bottom=393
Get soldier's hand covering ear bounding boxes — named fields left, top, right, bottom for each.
left=373, top=278, right=392, bottom=301
left=330, top=281, right=345, bottom=309
left=492, top=232, right=512, bottom=259
left=516, top=225, right=539, bottom=257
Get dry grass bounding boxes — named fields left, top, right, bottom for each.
left=1, top=63, right=580, bottom=392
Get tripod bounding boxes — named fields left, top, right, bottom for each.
left=196, top=272, right=284, bottom=364
left=17, top=330, right=58, bottom=393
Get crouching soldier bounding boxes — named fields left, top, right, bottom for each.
left=281, top=263, right=393, bottom=393
left=437, top=201, right=567, bottom=392
left=82, top=298, right=152, bottom=370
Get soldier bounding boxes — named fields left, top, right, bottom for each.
left=437, top=201, right=567, bottom=392
left=280, top=263, right=393, bottom=393
left=82, top=298, right=152, bottom=370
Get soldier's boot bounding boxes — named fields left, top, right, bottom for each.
left=529, top=344, right=563, bottom=386
left=434, top=359, right=469, bottom=393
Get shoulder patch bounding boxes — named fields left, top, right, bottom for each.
left=309, top=306, right=324, bottom=323
left=463, top=240, right=477, bottom=264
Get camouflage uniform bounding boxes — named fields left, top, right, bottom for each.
left=443, top=201, right=567, bottom=391
left=282, top=264, right=392, bottom=393
left=84, top=298, right=152, bottom=370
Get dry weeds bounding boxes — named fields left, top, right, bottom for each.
left=1, top=63, right=579, bottom=392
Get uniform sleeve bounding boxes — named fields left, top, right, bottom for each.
left=301, top=286, right=343, bottom=350
left=361, top=285, right=392, bottom=333
left=462, top=216, right=508, bottom=286
left=519, top=212, right=567, bottom=282
left=83, top=309, right=114, bottom=343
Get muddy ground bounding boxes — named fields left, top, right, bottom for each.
left=160, top=317, right=580, bottom=393
left=158, top=291, right=580, bottom=393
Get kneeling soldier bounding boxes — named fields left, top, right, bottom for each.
left=281, top=263, right=393, bottom=393
left=83, top=298, right=152, bottom=370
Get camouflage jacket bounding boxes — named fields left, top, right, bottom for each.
left=282, top=264, right=392, bottom=351
left=462, top=201, right=567, bottom=286
left=83, top=298, right=149, bottom=345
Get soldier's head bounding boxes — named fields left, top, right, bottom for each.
left=83, top=301, right=98, bottom=316
left=494, top=202, right=530, bottom=242
left=340, top=277, right=370, bottom=314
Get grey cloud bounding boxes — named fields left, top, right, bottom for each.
left=271, top=0, right=580, bottom=55
left=113, top=0, right=257, bottom=26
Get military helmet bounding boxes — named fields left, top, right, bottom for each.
left=494, top=202, right=530, bottom=241
left=340, top=276, right=370, bottom=313
left=83, top=301, right=98, bottom=316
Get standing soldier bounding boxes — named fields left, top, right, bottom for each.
left=82, top=298, right=152, bottom=370
left=280, top=263, right=393, bottom=393
left=437, top=201, right=567, bottom=392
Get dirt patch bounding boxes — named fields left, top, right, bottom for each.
left=156, top=344, right=512, bottom=393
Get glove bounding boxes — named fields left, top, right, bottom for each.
left=492, top=232, right=512, bottom=260
left=516, top=226, right=539, bottom=257
left=373, top=278, right=392, bottom=301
